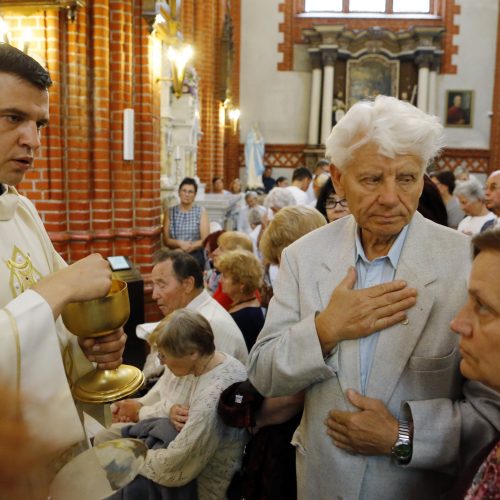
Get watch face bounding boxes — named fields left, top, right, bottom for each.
left=394, top=443, right=412, bottom=460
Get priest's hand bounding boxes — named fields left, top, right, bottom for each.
left=33, top=253, right=112, bottom=319
left=79, top=328, right=127, bottom=370
left=325, top=389, right=399, bottom=456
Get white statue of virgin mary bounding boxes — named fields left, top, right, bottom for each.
left=244, top=122, right=265, bottom=189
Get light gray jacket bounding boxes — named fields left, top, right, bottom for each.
left=248, top=212, right=500, bottom=500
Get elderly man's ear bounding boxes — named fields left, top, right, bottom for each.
left=330, top=164, right=345, bottom=197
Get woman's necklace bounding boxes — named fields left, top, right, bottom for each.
left=231, top=296, right=257, bottom=308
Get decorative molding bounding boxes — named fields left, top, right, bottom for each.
left=277, top=0, right=459, bottom=74
left=435, top=148, right=490, bottom=173
left=239, top=144, right=306, bottom=169
left=237, top=145, right=490, bottom=174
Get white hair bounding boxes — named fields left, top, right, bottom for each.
left=454, top=178, right=486, bottom=202
left=325, top=95, right=444, bottom=173
left=264, top=187, right=296, bottom=210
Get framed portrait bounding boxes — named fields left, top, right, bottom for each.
left=445, top=90, right=473, bottom=128
left=346, top=55, right=400, bottom=109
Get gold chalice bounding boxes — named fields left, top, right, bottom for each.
left=61, top=280, right=145, bottom=403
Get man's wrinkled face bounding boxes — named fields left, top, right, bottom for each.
left=151, top=260, right=191, bottom=316
left=485, top=172, right=500, bottom=215
left=332, top=143, right=424, bottom=240
left=0, top=73, right=49, bottom=186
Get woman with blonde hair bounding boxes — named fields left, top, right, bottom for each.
left=260, top=205, right=327, bottom=265
left=211, top=231, right=255, bottom=310
left=217, top=249, right=265, bottom=350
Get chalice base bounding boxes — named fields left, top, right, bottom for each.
left=72, top=365, right=145, bottom=403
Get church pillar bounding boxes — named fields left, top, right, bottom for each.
left=320, top=48, right=337, bottom=145
left=307, top=49, right=322, bottom=146
left=416, top=52, right=433, bottom=113
left=427, top=56, right=440, bottom=116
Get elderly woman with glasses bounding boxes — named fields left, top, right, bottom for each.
left=315, top=177, right=351, bottom=223
left=163, top=177, right=210, bottom=268
left=95, top=309, right=247, bottom=500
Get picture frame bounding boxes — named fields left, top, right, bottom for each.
left=346, top=54, right=400, bottom=109
left=445, top=90, right=473, bottom=128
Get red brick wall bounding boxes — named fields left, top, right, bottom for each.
left=3, top=1, right=162, bottom=276
left=180, top=0, right=241, bottom=189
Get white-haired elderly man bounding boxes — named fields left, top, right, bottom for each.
left=248, top=96, right=500, bottom=499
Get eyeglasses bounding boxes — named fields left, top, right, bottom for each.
left=325, top=198, right=348, bottom=209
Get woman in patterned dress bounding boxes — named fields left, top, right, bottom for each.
left=163, top=177, right=210, bottom=269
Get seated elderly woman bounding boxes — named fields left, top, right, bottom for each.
left=216, top=249, right=265, bottom=351
left=455, top=178, right=497, bottom=235
left=449, top=229, right=500, bottom=498
left=95, top=309, right=247, bottom=499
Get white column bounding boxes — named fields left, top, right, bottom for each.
left=308, top=67, right=322, bottom=145
left=320, top=50, right=336, bottom=144
left=417, top=65, right=429, bottom=112
left=428, top=69, right=437, bottom=116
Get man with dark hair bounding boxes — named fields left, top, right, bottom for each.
left=287, top=166, right=313, bottom=205
left=430, top=170, right=465, bottom=228
left=262, top=165, right=276, bottom=193
left=148, top=249, right=247, bottom=362
left=276, top=176, right=289, bottom=187
left=0, top=43, right=126, bottom=491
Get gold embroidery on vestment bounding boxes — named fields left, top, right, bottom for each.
left=6, top=246, right=42, bottom=297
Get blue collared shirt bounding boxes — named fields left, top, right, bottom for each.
left=354, top=225, right=409, bottom=394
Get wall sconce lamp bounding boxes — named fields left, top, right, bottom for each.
left=152, top=3, right=194, bottom=99
left=228, top=107, right=240, bottom=135
left=167, top=44, right=193, bottom=98
left=0, top=18, right=33, bottom=53
left=0, top=17, right=11, bottom=44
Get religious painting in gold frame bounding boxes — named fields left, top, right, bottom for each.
left=346, top=54, right=400, bottom=109
left=445, top=90, right=473, bottom=128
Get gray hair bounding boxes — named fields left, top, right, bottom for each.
left=325, top=95, right=443, bottom=173
left=454, top=178, right=486, bottom=202
left=248, top=207, right=263, bottom=226
left=245, top=191, right=258, bottom=201
left=263, top=187, right=296, bottom=210
left=156, top=309, right=215, bottom=357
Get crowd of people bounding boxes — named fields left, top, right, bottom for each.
left=1, top=43, right=500, bottom=500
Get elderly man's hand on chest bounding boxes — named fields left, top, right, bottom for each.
left=315, top=267, right=417, bottom=355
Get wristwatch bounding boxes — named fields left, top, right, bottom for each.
left=391, top=420, right=412, bottom=465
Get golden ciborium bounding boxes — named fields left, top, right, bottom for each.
left=61, top=280, right=145, bottom=403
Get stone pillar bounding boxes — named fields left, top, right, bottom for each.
left=427, top=55, right=441, bottom=116
left=416, top=53, right=433, bottom=113
left=320, top=49, right=337, bottom=145
left=307, top=49, right=322, bottom=146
